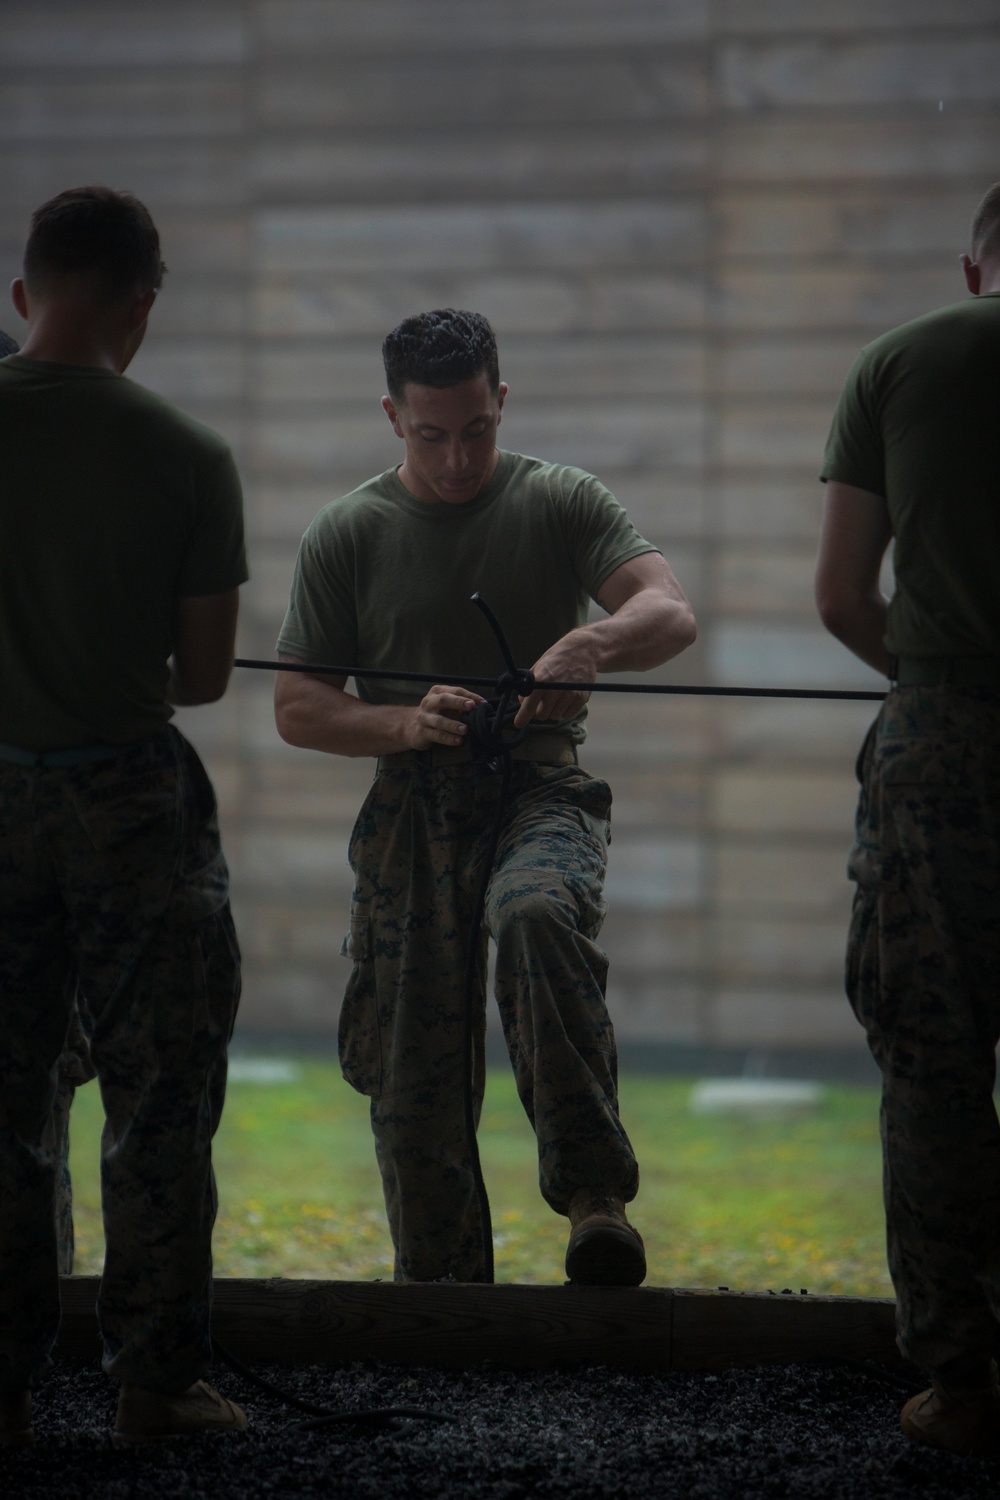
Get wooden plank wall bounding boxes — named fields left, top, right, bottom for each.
left=2, top=1, right=998, bottom=1057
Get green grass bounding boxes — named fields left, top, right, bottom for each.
left=66, top=1065, right=893, bottom=1296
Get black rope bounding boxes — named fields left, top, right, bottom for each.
left=237, top=655, right=886, bottom=703
left=213, top=1334, right=458, bottom=1437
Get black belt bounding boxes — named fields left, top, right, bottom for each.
left=377, top=734, right=577, bottom=771
left=894, top=656, right=1000, bottom=688
left=0, top=741, right=121, bottom=768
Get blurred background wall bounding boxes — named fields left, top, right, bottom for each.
left=3, top=0, right=998, bottom=1071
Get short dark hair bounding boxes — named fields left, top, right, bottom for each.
left=24, top=186, right=166, bottom=303
left=382, top=309, right=499, bottom=403
left=971, top=182, right=1000, bottom=262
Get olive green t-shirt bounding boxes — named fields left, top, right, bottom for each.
left=0, top=356, right=248, bottom=749
left=276, top=451, right=657, bottom=745
left=821, top=293, right=1000, bottom=658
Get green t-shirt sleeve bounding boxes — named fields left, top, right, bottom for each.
left=277, top=510, right=358, bottom=665
left=554, top=470, right=659, bottom=599
left=175, top=446, right=249, bottom=595
left=821, top=348, right=887, bottom=496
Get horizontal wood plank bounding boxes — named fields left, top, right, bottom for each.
left=670, top=1289, right=897, bottom=1370
left=55, top=1278, right=899, bottom=1372
left=719, top=36, right=1000, bottom=110
left=0, top=7, right=246, bottom=67
left=716, top=0, right=999, bottom=34
left=255, top=131, right=709, bottom=204
left=259, top=59, right=708, bottom=132
left=259, top=0, right=709, bottom=52
left=255, top=202, right=706, bottom=277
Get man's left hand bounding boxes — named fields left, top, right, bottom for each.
left=514, top=630, right=596, bottom=727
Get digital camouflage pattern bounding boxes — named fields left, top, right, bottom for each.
left=0, top=728, right=240, bottom=1392
left=847, top=685, right=1000, bottom=1372
left=341, top=758, right=640, bottom=1282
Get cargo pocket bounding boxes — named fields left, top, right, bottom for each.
left=845, top=887, right=878, bottom=1033
left=880, top=735, right=1000, bottom=900
left=73, top=769, right=179, bottom=853
left=338, top=906, right=383, bottom=1098
left=878, top=736, right=967, bottom=786
left=846, top=718, right=882, bottom=895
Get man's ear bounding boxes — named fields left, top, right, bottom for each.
left=10, top=278, right=28, bottom=321
left=381, top=394, right=404, bottom=438
left=961, top=253, right=981, bottom=296
left=496, top=381, right=508, bottom=424
left=126, top=288, right=157, bottom=330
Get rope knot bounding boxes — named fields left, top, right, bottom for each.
left=496, top=667, right=535, bottom=699
left=462, top=698, right=530, bottom=763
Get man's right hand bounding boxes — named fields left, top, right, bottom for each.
left=405, top=685, right=486, bottom=750
left=275, top=658, right=487, bottom=759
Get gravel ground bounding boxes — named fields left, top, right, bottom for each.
left=2, top=1357, right=998, bottom=1499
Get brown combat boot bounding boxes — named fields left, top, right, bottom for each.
left=900, top=1360, right=1000, bottom=1457
left=114, top=1379, right=247, bottom=1445
left=564, top=1191, right=646, bottom=1287
left=0, top=1389, right=33, bottom=1447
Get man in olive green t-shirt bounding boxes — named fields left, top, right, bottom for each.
left=816, top=185, right=1000, bottom=1456
left=0, top=188, right=248, bottom=1445
left=276, top=309, right=696, bottom=1287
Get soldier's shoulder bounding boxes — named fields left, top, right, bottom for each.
left=302, top=470, right=400, bottom=542
left=862, top=297, right=997, bottom=363
left=500, top=451, right=605, bottom=502
left=118, top=377, right=234, bottom=463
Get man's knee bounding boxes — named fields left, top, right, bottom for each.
left=491, top=880, right=572, bottom=944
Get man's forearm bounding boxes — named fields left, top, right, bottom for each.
left=166, top=661, right=231, bottom=706
left=573, top=590, right=696, bottom=676
left=275, top=669, right=488, bottom=757
left=815, top=482, right=894, bottom=677
left=819, top=595, right=893, bottom=677
left=275, top=673, right=421, bottom=757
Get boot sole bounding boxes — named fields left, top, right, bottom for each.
left=901, top=1391, right=1000, bottom=1457
left=565, top=1224, right=646, bottom=1287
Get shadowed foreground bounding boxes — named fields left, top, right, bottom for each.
left=3, top=1358, right=998, bottom=1499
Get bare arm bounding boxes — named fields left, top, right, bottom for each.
left=815, top=481, right=894, bottom=676
left=273, top=662, right=486, bottom=758
left=167, top=589, right=240, bottom=705
left=513, top=550, right=697, bottom=727
left=274, top=552, right=695, bottom=754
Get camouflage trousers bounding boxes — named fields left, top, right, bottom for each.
left=847, top=686, right=1000, bottom=1372
left=0, top=727, right=240, bottom=1392
left=340, top=759, right=639, bottom=1282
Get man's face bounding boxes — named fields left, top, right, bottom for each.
left=382, top=372, right=507, bottom=504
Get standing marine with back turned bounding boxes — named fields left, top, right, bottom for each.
left=817, top=182, right=1000, bottom=1459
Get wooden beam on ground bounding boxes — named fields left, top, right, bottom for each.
left=55, top=1277, right=899, bottom=1373
left=669, top=1289, right=900, bottom=1371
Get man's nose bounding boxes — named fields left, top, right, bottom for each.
left=445, top=439, right=469, bottom=472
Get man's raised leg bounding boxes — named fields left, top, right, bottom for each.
left=486, top=764, right=643, bottom=1284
